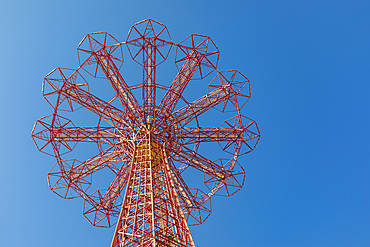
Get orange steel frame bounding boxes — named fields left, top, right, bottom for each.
left=32, top=19, right=260, bottom=246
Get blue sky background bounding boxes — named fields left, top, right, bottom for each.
left=1, top=1, right=369, bottom=246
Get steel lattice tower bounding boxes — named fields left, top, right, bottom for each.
left=32, top=19, right=260, bottom=246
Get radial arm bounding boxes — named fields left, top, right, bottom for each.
left=142, top=42, right=156, bottom=118
left=52, top=126, right=119, bottom=144
left=171, top=146, right=230, bottom=180
left=168, top=162, right=211, bottom=225
left=82, top=160, right=132, bottom=227
left=158, top=50, right=202, bottom=115
left=178, top=125, right=259, bottom=146
left=101, top=161, right=131, bottom=209
left=68, top=147, right=128, bottom=183
left=44, top=68, right=129, bottom=127
left=93, top=47, right=141, bottom=120
left=169, top=165, right=197, bottom=209
left=171, top=76, right=243, bottom=127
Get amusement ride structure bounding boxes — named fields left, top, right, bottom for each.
left=32, top=19, right=260, bottom=246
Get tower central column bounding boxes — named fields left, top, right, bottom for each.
left=111, top=136, right=195, bottom=247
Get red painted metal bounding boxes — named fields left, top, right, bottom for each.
left=32, top=19, right=260, bottom=246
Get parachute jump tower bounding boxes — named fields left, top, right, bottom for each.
left=32, top=19, right=260, bottom=246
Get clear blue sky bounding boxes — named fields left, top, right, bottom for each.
left=1, top=1, right=369, bottom=246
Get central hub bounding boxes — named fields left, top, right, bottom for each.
left=135, top=141, right=163, bottom=168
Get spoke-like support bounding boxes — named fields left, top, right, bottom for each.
left=44, top=67, right=130, bottom=127
left=126, top=19, right=172, bottom=123
left=83, top=160, right=132, bottom=227
left=67, top=144, right=132, bottom=183
left=77, top=32, right=139, bottom=117
left=142, top=42, right=156, bottom=120
left=96, top=52, right=140, bottom=121
left=171, top=146, right=229, bottom=180
left=46, top=147, right=127, bottom=200
left=168, top=161, right=211, bottom=225
left=171, top=70, right=250, bottom=128
left=158, top=51, right=201, bottom=118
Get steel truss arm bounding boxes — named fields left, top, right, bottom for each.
left=67, top=146, right=128, bottom=183
left=82, top=160, right=132, bottom=227
left=100, top=162, right=131, bottom=209
left=33, top=125, right=118, bottom=155
left=178, top=125, right=259, bottom=145
left=171, top=73, right=247, bottom=127
left=92, top=47, right=141, bottom=120
left=170, top=145, right=230, bottom=180
left=168, top=161, right=211, bottom=225
left=44, top=68, right=130, bottom=127
left=142, top=42, right=156, bottom=118
left=169, top=165, right=197, bottom=208
left=52, top=126, right=119, bottom=144
left=170, top=146, right=245, bottom=204
left=158, top=50, right=203, bottom=116
left=125, top=19, right=173, bottom=120
left=77, top=32, right=139, bottom=118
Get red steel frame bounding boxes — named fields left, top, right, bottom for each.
left=32, top=19, right=260, bottom=246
